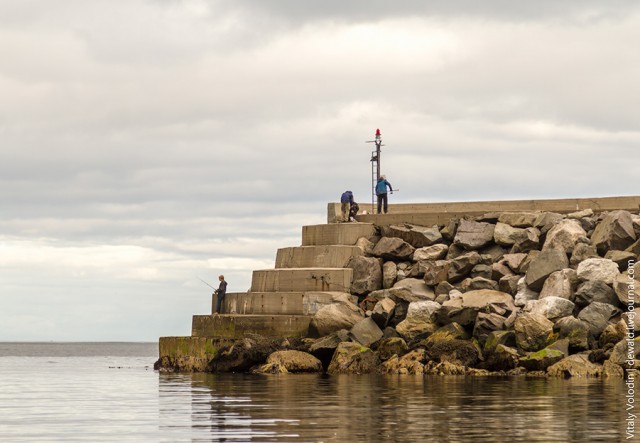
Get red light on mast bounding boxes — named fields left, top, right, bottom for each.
left=375, top=128, right=381, bottom=136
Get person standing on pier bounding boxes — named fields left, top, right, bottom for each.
left=375, top=175, right=393, bottom=214
left=213, top=275, right=227, bottom=314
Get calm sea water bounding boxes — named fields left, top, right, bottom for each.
left=0, top=342, right=633, bottom=442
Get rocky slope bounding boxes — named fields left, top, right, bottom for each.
left=161, top=209, right=640, bottom=377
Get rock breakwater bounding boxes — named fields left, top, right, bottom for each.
left=157, top=209, right=640, bottom=377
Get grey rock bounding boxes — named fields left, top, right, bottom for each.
left=539, top=269, right=578, bottom=300
left=390, top=278, right=436, bottom=302
left=439, top=289, right=516, bottom=327
left=349, top=317, right=384, bottom=347
left=327, top=342, right=379, bottom=374
left=533, top=212, right=564, bottom=232
left=382, top=261, right=397, bottom=289
left=382, top=224, right=443, bottom=248
left=372, top=237, right=415, bottom=261
left=422, top=260, right=451, bottom=286
left=501, top=253, right=528, bottom=273
left=567, top=209, right=594, bottom=219
left=413, top=244, right=449, bottom=261
left=514, top=312, right=555, bottom=352
left=371, top=297, right=396, bottom=329
left=525, top=296, right=575, bottom=322
left=570, top=242, right=598, bottom=267
left=499, top=274, right=521, bottom=295
left=510, top=227, right=541, bottom=253
left=574, top=280, right=618, bottom=308
left=446, top=243, right=466, bottom=260
left=492, top=262, right=514, bottom=281
left=355, top=237, right=376, bottom=256
left=448, top=251, right=482, bottom=282
left=613, top=272, right=640, bottom=306
left=576, top=258, right=620, bottom=284
left=494, top=222, right=525, bottom=246
left=471, top=263, right=493, bottom=279
left=467, top=277, right=499, bottom=291
left=514, top=277, right=539, bottom=307
left=309, top=301, right=365, bottom=337
left=553, top=316, right=589, bottom=351
left=604, top=250, right=636, bottom=271
left=440, top=219, right=458, bottom=241
left=577, top=302, right=622, bottom=337
left=480, top=244, right=507, bottom=263
left=377, top=337, right=409, bottom=361
left=347, top=256, right=383, bottom=295
left=547, top=354, right=602, bottom=378
left=525, top=248, right=569, bottom=291
left=473, top=312, right=506, bottom=346
left=497, top=212, right=539, bottom=228
left=395, top=301, right=440, bottom=341
left=591, top=210, right=637, bottom=254
left=542, top=219, right=587, bottom=253
left=453, top=219, right=496, bottom=250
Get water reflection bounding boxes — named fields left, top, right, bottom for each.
left=159, top=373, right=628, bottom=442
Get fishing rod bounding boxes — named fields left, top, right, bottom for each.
left=197, top=276, right=216, bottom=290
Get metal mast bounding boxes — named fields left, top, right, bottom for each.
left=366, top=129, right=383, bottom=213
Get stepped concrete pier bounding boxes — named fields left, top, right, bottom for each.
left=158, top=195, right=640, bottom=370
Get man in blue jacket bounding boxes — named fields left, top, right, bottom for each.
left=340, top=190, right=354, bottom=222
left=375, top=175, right=393, bottom=214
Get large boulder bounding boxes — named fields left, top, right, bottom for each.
left=381, top=349, right=427, bottom=374
left=422, top=260, right=451, bottom=286
left=511, top=227, right=541, bottom=253
left=371, top=297, right=396, bottom=329
left=518, top=344, right=566, bottom=371
left=533, top=212, right=564, bottom=233
left=382, top=261, right=397, bottom=289
left=576, top=258, right=620, bottom=285
left=525, top=296, right=575, bottom=322
left=389, top=278, right=436, bottom=302
left=553, top=316, right=589, bottom=351
left=382, top=224, right=443, bottom=248
left=327, top=342, right=380, bottom=374
left=514, top=312, right=555, bottom=352
left=574, top=280, right=618, bottom=308
left=372, top=237, right=415, bottom=261
left=547, top=354, right=602, bottom=378
left=309, top=299, right=365, bottom=337
left=525, top=248, right=569, bottom=291
left=591, top=210, right=637, bottom=254
left=501, top=253, right=528, bottom=273
left=499, top=275, right=521, bottom=295
left=604, top=250, right=636, bottom=271
left=453, top=219, right=496, bottom=250
left=613, top=272, right=640, bottom=306
left=494, top=223, right=525, bottom=247
left=377, top=337, right=409, bottom=361
left=608, top=337, right=640, bottom=368
left=570, top=242, right=599, bottom=266
left=426, top=339, right=482, bottom=367
left=577, top=302, right=622, bottom=337
left=484, top=344, right=520, bottom=371
left=439, top=289, right=516, bottom=327
left=498, top=212, right=539, bottom=228
left=347, top=256, right=383, bottom=295
left=395, top=300, right=441, bottom=341
left=349, top=318, right=384, bottom=347
left=514, top=277, right=539, bottom=307
left=539, top=269, right=578, bottom=300
left=542, top=219, right=587, bottom=253
left=473, top=312, right=506, bottom=346
left=447, top=251, right=482, bottom=282
left=423, top=323, right=469, bottom=346
left=257, top=350, right=323, bottom=374
left=413, top=244, right=449, bottom=261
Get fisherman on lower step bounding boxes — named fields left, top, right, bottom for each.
left=213, top=275, right=227, bottom=314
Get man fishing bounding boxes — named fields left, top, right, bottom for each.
left=213, top=275, right=227, bottom=314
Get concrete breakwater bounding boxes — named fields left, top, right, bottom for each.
left=156, top=197, right=640, bottom=377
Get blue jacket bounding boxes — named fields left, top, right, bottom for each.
left=341, top=191, right=354, bottom=203
left=376, top=179, right=392, bottom=195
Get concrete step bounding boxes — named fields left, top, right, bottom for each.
left=192, top=314, right=312, bottom=338
left=214, top=291, right=342, bottom=315
left=301, top=223, right=376, bottom=246
left=250, top=268, right=352, bottom=292
left=275, top=245, right=362, bottom=268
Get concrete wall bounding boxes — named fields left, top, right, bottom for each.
left=328, top=195, right=640, bottom=226
left=275, top=245, right=362, bottom=268
left=192, top=314, right=312, bottom=338
left=215, top=291, right=339, bottom=315
left=250, top=268, right=353, bottom=292
left=301, top=223, right=376, bottom=246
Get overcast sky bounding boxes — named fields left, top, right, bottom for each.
left=1, top=1, right=639, bottom=341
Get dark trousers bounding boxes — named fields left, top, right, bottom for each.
left=215, top=293, right=225, bottom=313
left=377, top=193, right=388, bottom=214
